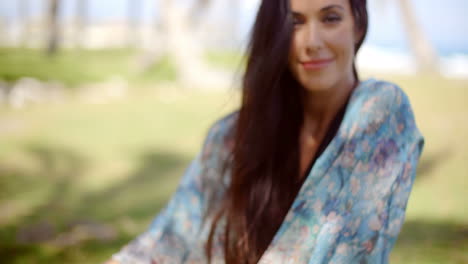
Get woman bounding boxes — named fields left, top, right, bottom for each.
left=109, top=0, right=424, bottom=263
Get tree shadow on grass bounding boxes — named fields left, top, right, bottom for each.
left=415, top=147, right=453, bottom=181
left=392, top=219, right=468, bottom=263
left=75, top=150, right=191, bottom=222
left=0, top=144, right=90, bottom=263
left=0, top=143, right=88, bottom=226
left=0, top=144, right=191, bottom=264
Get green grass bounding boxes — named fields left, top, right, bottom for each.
left=0, top=87, right=240, bottom=264
left=0, top=49, right=466, bottom=263
left=0, top=48, right=242, bottom=87
left=1, top=48, right=135, bottom=87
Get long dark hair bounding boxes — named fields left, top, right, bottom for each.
left=206, top=1, right=368, bottom=263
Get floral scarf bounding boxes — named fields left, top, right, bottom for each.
left=113, top=79, right=424, bottom=264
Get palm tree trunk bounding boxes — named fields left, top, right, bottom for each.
left=137, top=0, right=231, bottom=89
left=18, top=0, right=29, bottom=47
left=397, top=0, right=438, bottom=72
left=189, top=0, right=211, bottom=26
left=46, top=0, right=60, bottom=56
left=75, top=0, right=88, bottom=49
left=127, top=0, right=142, bottom=48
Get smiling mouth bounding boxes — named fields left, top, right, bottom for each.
left=301, top=58, right=334, bottom=70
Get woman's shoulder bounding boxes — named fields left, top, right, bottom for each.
left=201, top=111, right=238, bottom=160
left=345, top=78, right=423, bottom=143
left=353, top=78, right=412, bottom=115
left=205, top=111, right=238, bottom=143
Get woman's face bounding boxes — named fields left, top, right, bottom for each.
left=288, top=0, right=359, bottom=92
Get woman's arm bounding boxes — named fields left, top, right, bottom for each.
left=108, top=113, right=236, bottom=263
left=317, top=82, right=425, bottom=263
left=110, top=153, right=207, bottom=263
left=362, top=138, right=424, bottom=263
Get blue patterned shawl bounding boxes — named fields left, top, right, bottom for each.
left=113, top=79, right=424, bottom=263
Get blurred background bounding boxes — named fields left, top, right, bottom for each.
left=0, top=0, right=466, bottom=263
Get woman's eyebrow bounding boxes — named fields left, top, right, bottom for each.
left=320, top=4, right=344, bottom=12
left=291, top=5, right=344, bottom=16
left=291, top=11, right=303, bottom=16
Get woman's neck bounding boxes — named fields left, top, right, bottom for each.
left=302, top=78, right=357, bottom=136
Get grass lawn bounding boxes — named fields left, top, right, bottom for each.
left=0, top=49, right=467, bottom=263
left=0, top=48, right=242, bottom=87
left=0, top=85, right=240, bottom=263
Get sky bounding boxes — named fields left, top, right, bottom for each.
left=365, top=0, right=468, bottom=54
left=1, top=0, right=467, bottom=55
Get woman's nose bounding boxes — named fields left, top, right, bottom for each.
left=304, top=23, right=324, bottom=52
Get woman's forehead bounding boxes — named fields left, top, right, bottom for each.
left=290, top=0, right=349, bottom=12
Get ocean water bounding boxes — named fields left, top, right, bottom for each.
left=357, top=44, right=468, bottom=79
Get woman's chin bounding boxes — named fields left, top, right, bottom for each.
left=301, top=78, right=335, bottom=93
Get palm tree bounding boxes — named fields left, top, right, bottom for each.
left=377, top=0, right=438, bottom=72
left=18, top=0, right=29, bottom=47
left=189, top=0, right=212, bottom=26
left=75, top=0, right=88, bottom=49
left=136, top=0, right=235, bottom=89
left=396, top=0, right=438, bottom=72
left=168, top=0, right=226, bottom=88
left=127, top=0, right=143, bottom=47
left=46, top=0, right=60, bottom=55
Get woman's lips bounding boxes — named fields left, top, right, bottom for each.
left=301, top=58, right=334, bottom=70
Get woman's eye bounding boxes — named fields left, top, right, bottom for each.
left=293, top=16, right=304, bottom=25
left=323, top=14, right=342, bottom=24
